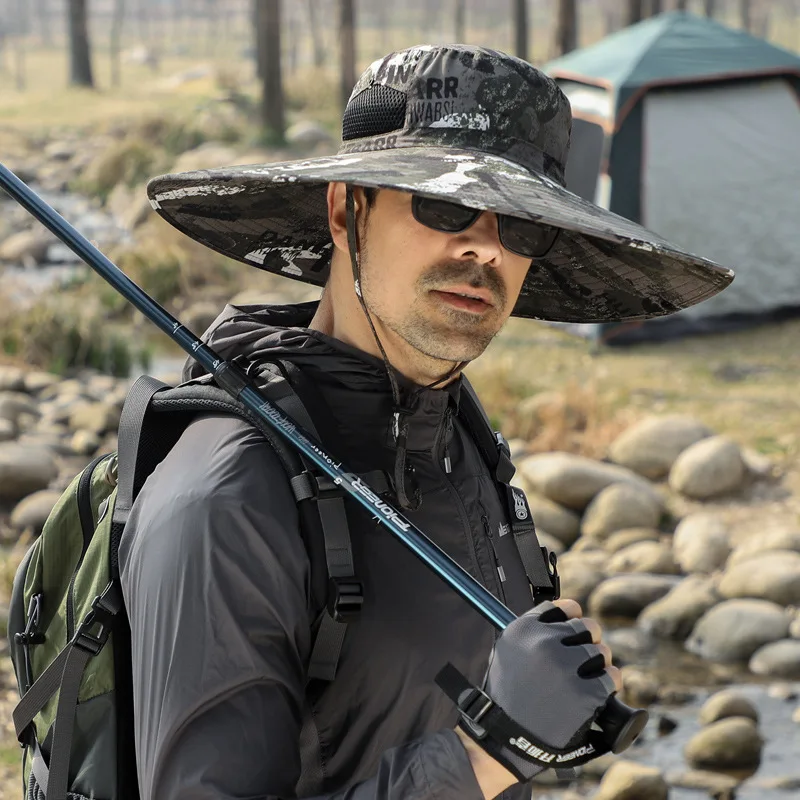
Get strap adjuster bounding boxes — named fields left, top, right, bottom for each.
left=457, top=686, right=494, bottom=726
left=73, top=584, right=121, bottom=655
left=327, top=577, right=363, bottom=623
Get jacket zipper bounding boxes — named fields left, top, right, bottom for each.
left=481, top=507, right=508, bottom=606
left=434, top=407, right=505, bottom=604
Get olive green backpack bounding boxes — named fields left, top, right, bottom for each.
left=7, top=367, right=370, bottom=800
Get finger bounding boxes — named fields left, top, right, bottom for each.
left=581, top=617, right=602, bottom=644
left=552, top=598, right=582, bottom=619
left=606, top=665, right=624, bottom=694
left=595, top=642, right=612, bottom=668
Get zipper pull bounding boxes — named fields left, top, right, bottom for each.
left=442, top=409, right=453, bottom=473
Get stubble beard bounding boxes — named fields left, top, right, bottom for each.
left=360, top=256, right=508, bottom=365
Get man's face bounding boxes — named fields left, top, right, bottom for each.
left=356, top=188, right=532, bottom=363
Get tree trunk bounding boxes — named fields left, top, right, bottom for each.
left=68, top=0, right=94, bottom=87
left=34, top=0, right=52, bottom=46
left=645, top=0, right=663, bottom=16
left=513, top=0, right=528, bottom=61
left=307, top=0, right=326, bottom=68
left=454, top=0, right=466, bottom=41
left=13, top=0, right=26, bottom=91
left=110, top=0, right=125, bottom=87
left=703, top=0, right=716, bottom=16
left=340, top=0, right=356, bottom=109
left=625, top=0, right=644, bottom=24
left=555, top=0, right=578, bottom=56
left=256, top=0, right=285, bottom=138
left=675, top=0, right=688, bottom=10
left=739, top=0, right=752, bottom=30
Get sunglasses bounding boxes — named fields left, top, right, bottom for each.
left=411, top=195, right=560, bottom=259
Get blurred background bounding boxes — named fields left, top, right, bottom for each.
left=0, top=2, right=799, bottom=798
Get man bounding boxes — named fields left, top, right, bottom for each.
left=123, top=45, right=732, bottom=799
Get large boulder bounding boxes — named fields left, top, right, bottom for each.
left=609, top=415, right=712, bottom=480
left=526, top=493, right=580, bottom=547
left=669, top=436, right=746, bottom=500
left=718, top=551, right=800, bottom=606
left=638, top=574, right=720, bottom=640
left=686, top=599, right=791, bottom=662
left=698, top=690, right=759, bottom=725
left=518, top=452, right=657, bottom=511
left=10, top=489, right=62, bottom=534
left=749, top=640, right=800, bottom=679
left=582, top=482, right=663, bottom=540
left=588, top=574, right=679, bottom=619
left=0, top=444, right=59, bottom=503
left=594, top=760, right=668, bottom=800
left=684, top=717, right=763, bottom=771
left=607, top=540, right=679, bottom=575
left=726, top=528, right=800, bottom=567
left=673, top=513, right=731, bottom=574
left=0, top=392, right=40, bottom=426
left=68, top=401, right=122, bottom=436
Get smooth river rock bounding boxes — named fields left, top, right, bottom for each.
left=672, top=513, right=731, bottom=574
left=684, top=716, right=763, bottom=771
left=607, top=540, right=679, bottom=575
left=608, top=414, right=712, bottom=480
left=0, top=443, right=60, bottom=503
left=718, top=551, right=800, bottom=606
left=588, top=574, right=679, bottom=619
left=594, top=760, right=668, bottom=800
left=526, top=493, right=581, bottom=547
left=726, top=528, right=800, bottom=567
left=518, top=452, right=657, bottom=511
left=749, top=639, right=800, bottom=679
left=10, top=489, right=63, bottom=534
left=669, top=436, right=746, bottom=499
left=638, top=574, right=720, bottom=640
left=698, top=689, right=760, bottom=725
left=582, top=482, right=663, bottom=540
left=687, top=598, right=791, bottom=662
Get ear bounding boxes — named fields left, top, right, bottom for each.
left=327, top=182, right=365, bottom=254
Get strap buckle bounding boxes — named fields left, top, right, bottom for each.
left=533, top=548, right=561, bottom=604
left=73, top=584, right=121, bottom=656
left=458, top=685, right=494, bottom=726
left=327, top=577, right=364, bottom=623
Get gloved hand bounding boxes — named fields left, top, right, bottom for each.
left=438, top=601, right=619, bottom=781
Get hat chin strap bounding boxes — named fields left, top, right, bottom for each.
left=344, top=187, right=466, bottom=510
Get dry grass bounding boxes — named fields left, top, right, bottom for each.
left=468, top=315, right=800, bottom=469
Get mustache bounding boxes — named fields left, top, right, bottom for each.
left=416, top=262, right=507, bottom=307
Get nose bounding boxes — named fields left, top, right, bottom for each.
left=451, top=211, right=504, bottom=264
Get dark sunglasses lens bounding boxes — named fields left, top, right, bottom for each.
left=412, top=196, right=479, bottom=232
left=500, top=216, right=560, bottom=258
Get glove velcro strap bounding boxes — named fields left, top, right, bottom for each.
left=435, top=663, right=610, bottom=777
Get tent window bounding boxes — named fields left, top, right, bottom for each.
left=564, top=118, right=604, bottom=203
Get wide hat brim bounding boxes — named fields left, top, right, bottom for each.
left=147, top=147, right=734, bottom=324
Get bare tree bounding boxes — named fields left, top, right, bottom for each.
left=513, top=0, right=528, bottom=61
left=110, top=0, right=125, bottom=87
left=644, top=0, right=663, bottom=15
left=255, top=0, right=286, bottom=138
left=454, top=0, right=466, bottom=41
left=340, top=0, right=356, bottom=109
left=307, top=0, right=326, bottom=67
left=13, top=0, right=27, bottom=90
left=625, top=0, right=644, bottom=24
left=33, top=0, right=52, bottom=46
left=555, top=0, right=578, bottom=56
left=703, top=0, right=716, bottom=16
left=68, top=0, right=94, bottom=87
left=675, top=0, right=688, bottom=10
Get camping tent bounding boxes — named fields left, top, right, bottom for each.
left=545, top=12, right=800, bottom=343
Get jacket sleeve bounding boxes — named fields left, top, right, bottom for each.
left=119, top=415, right=490, bottom=800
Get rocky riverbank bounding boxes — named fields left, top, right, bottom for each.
left=0, top=360, right=799, bottom=797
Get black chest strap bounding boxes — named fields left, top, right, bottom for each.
left=458, top=379, right=559, bottom=604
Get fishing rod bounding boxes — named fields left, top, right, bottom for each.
left=0, top=162, right=647, bottom=755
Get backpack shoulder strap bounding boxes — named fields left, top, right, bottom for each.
left=117, top=366, right=360, bottom=683
left=458, top=378, right=559, bottom=604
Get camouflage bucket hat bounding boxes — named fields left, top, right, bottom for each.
left=147, top=44, right=734, bottom=323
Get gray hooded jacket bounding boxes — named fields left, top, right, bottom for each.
left=119, top=302, right=536, bottom=800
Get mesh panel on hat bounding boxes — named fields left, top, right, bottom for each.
left=342, top=85, right=407, bottom=140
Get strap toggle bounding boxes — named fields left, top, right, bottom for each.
left=327, top=577, right=364, bottom=623
left=73, top=583, right=122, bottom=656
